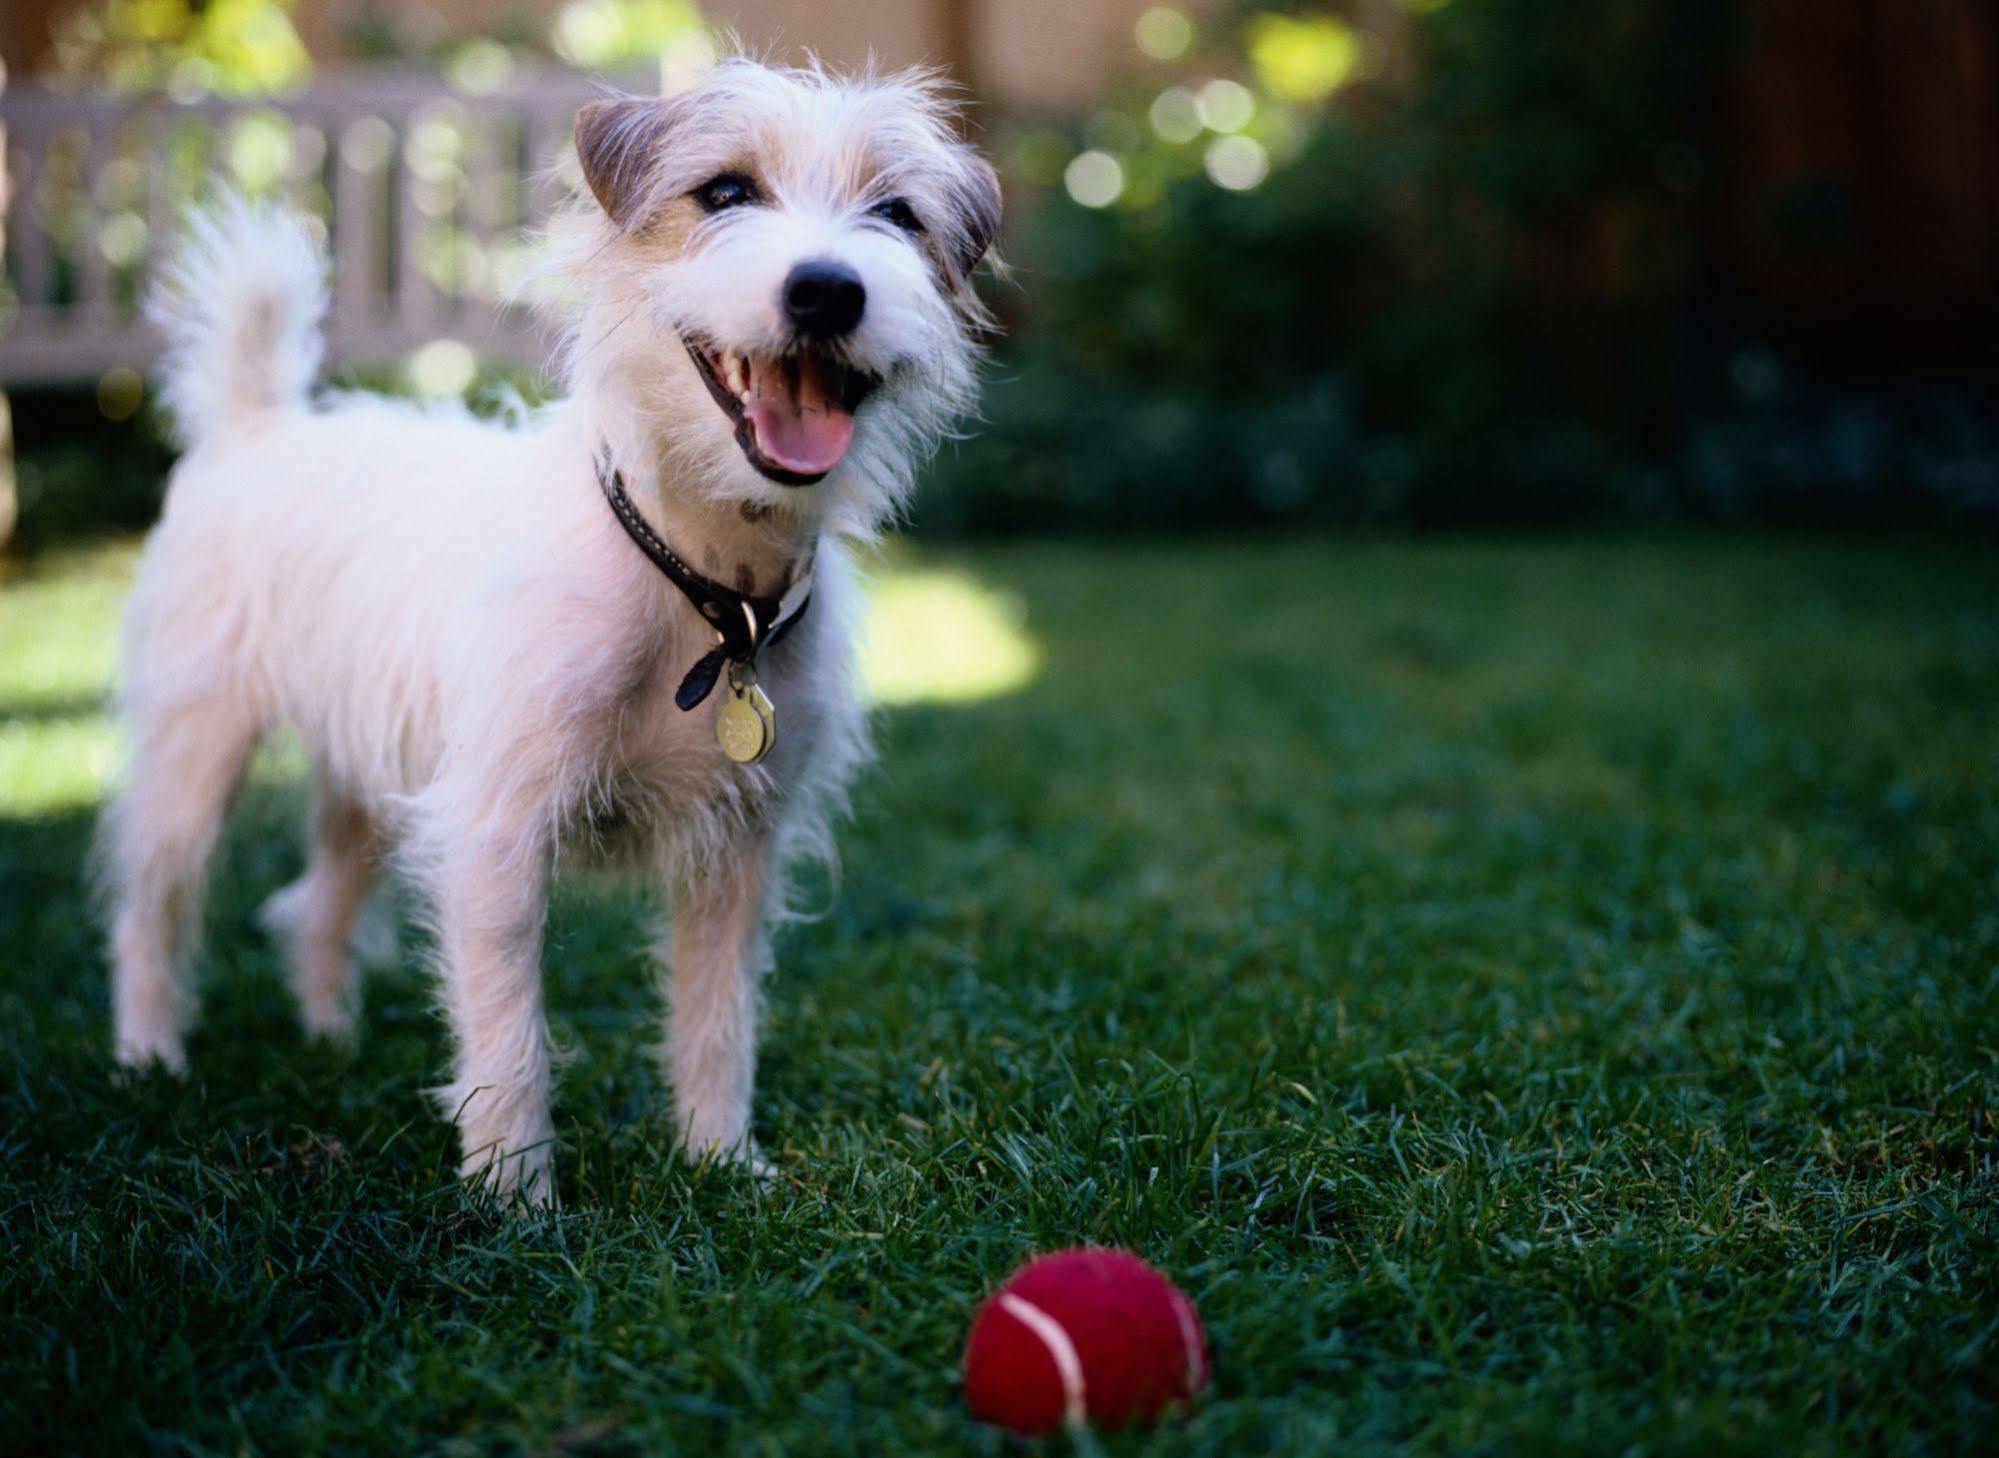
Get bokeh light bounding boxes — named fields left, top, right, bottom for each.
left=1148, top=87, right=1202, bottom=144
left=553, top=1, right=623, bottom=65
left=1204, top=134, right=1269, bottom=191
left=227, top=111, right=292, bottom=190
left=408, top=112, right=467, bottom=186
left=551, top=0, right=707, bottom=69
left=406, top=339, right=477, bottom=397
left=341, top=115, right=395, bottom=171
left=445, top=38, right=515, bottom=95
left=1195, top=78, right=1255, bottom=133
left=1064, top=150, right=1126, bottom=208
left=97, top=212, right=148, bottom=268
left=96, top=367, right=144, bottom=421
left=1247, top=14, right=1361, bottom=102
left=1134, top=7, right=1194, bottom=62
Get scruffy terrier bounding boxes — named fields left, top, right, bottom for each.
left=102, top=58, right=1000, bottom=1205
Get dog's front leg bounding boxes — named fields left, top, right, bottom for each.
left=661, top=839, right=775, bottom=1176
left=430, top=819, right=558, bottom=1208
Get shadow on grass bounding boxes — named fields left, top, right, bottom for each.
left=0, top=693, right=113, bottom=728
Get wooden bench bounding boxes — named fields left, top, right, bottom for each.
left=0, top=68, right=623, bottom=385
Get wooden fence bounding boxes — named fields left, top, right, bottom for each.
left=0, top=69, right=626, bottom=387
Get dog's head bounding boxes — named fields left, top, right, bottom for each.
left=564, top=60, right=1000, bottom=528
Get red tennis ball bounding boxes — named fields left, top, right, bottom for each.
left=963, top=1248, right=1210, bottom=1435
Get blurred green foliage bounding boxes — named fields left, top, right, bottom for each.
left=922, top=0, right=1999, bottom=533
left=51, top=0, right=312, bottom=96
left=49, top=0, right=708, bottom=91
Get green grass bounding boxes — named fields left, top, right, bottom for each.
left=2, top=535, right=1995, bottom=1456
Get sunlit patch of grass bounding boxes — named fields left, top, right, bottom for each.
left=861, top=564, right=1040, bottom=705
left=0, top=543, right=135, bottom=817
left=0, top=542, right=302, bottom=819
left=0, top=542, right=132, bottom=709
left=0, top=715, right=120, bottom=819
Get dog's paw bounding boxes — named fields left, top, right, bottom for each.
left=682, top=1130, right=777, bottom=1185
left=113, top=1027, right=188, bottom=1078
left=739, top=1141, right=779, bottom=1186
left=462, top=1142, right=560, bottom=1213
left=297, top=995, right=360, bottom=1050
left=503, top=1171, right=562, bottom=1213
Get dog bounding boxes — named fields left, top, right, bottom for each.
left=101, top=57, right=1001, bottom=1205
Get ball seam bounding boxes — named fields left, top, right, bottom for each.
left=1169, top=1286, right=1204, bottom=1396
left=996, top=1292, right=1086, bottom=1430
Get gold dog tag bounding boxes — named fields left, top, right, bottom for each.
left=716, top=668, right=776, bottom=764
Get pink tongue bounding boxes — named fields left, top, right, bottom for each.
left=744, top=355, right=855, bottom=477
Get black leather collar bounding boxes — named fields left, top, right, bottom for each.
left=594, top=447, right=812, bottom=711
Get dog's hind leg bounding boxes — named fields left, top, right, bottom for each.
left=263, top=777, right=382, bottom=1044
left=660, top=841, right=776, bottom=1176
left=103, top=698, right=261, bottom=1073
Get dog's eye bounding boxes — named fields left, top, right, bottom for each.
left=693, top=173, right=760, bottom=213
left=870, top=197, right=923, bottom=235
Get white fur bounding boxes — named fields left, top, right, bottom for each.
left=100, top=59, right=995, bottom=1207
left=144, top=193, right=327, bottom=450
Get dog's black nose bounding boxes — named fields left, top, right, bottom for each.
left=783, top=260, right=866, bottom=340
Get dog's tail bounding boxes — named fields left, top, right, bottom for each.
left=148, top=191, right=327, bottom=448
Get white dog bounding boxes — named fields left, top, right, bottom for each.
left=101, top=58, right=1000, bottom=1205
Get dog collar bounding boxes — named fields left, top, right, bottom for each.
left=595, top=447, right=812, bottom=762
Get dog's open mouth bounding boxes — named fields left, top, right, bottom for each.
left=686, top=340, right=879, bottom=486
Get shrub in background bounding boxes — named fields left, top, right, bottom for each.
left=4, top=391, right=175, bottom=553
left=921, top=0, right=1999, bottom=534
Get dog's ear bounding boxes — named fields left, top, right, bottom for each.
left=575, top=96, right=678, bottom=229
left=948, top=152, right=1002, bottom=280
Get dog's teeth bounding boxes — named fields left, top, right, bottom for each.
left=724, top=351, right=749, bottom=397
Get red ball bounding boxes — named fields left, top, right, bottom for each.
left=963, top=1248, right=1210, bottom=1435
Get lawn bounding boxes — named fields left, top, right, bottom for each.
left=2, top=534, right=1995, bottom=1456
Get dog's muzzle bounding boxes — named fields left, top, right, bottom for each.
left=685, top=333, right=881, bottom=487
